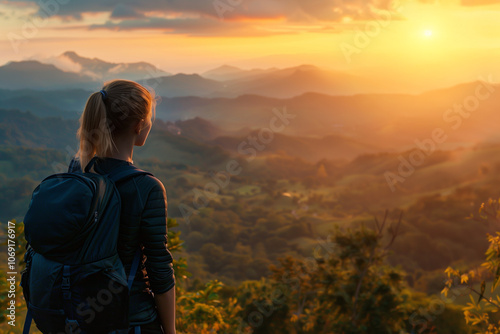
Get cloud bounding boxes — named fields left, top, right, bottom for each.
left=28, top=53, right=83, bottom=73
left=293, top=0, right=398, bottom=21
left=110, top=4, right=145, bottom=19
left=3, top=0, right=404, bottom=35
left=6, top=0, right=402, bottom=21
left=89, top=16, right=295, bottom=37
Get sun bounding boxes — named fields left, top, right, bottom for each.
left=424, top=29, right=433, bottom=37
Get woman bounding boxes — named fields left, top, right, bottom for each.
left=68, top=79, right=176, bottom=334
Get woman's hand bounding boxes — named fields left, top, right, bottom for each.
left=154, top=286, right=176, bottom=334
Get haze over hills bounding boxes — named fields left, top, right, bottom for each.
left=2, top=52, right=500, bottom=164
left=210, top=131, right=381, bottom=162
left=0, top=51, right=387, bottom=98
left=152, top=74, right=225, bottom=98
left=0, top=61, right=98, bottom=90
left=201, top=65, right=279, bottom=82
left=3, top=51, right=493, bottom=100
left=0, top=89, right=92, bottom=119
left=208, top=65, right=373, bottom=98
left=2, top=79, right=500, bottom=157
left=38, top=51, right=170, bottom=82
left=152, top=82, right=500, bottom=150
left=0, top=108, right=377, bottom=163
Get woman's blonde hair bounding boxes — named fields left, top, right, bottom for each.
left=75, top=79, right=156, bottom=171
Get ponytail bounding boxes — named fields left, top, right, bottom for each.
left=76, top=92, right=118, bottom=172
left=75, top=80, right=156, bottom=172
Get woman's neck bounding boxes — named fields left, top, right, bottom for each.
left=102, top=148, right=134, bottom=164
left=101, top=132, right=136, bottom=164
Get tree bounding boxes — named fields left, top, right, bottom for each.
left=235, top=212, right=415, bottom=333
left=442, top=198, right=500, bottom=333
left=176, top=280, right=242, bottom=333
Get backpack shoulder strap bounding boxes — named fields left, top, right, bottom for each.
left=68, top=156, right=154, bottom=183
left=106, top=165, right=154, bottom=184
left=23, top=309, right=32, bottom=334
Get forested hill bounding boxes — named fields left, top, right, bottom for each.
left=2, top=107, right=500, bottom=298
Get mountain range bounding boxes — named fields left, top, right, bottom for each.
left=2, top=79, right=500, bottom=157
left=0, top=108, right=382, bottom=164
left=2, top=52, right=500, bottom=163
left=0, top=51, right=379, bottom=98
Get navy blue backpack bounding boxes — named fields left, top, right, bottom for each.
left=21, top=156, right=153, bottom=334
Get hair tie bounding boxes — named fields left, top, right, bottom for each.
left=100, top=90, right=108, bottom=101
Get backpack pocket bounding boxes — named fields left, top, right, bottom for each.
left=28, top=302, right=67, bottom=333
left=27, top=252, right=68, bottom=333
left=71, top=269, right=130, bottom=332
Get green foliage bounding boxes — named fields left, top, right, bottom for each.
left=167, top=217, right=191, bottom=294
left=5, top=142, right=500, bottom=294
left=177, top=280, right=242, bottom=333
left=0, top=110, right=78, bottom=150
left=6, top=118, right=500, bottom=333
left=0, top=212, right=472, bottom=333
left=0, top=219, right=36, bottom=333
left=233, top=215, right=411, bottom=333
left=442, top=198, right=500, bottom=333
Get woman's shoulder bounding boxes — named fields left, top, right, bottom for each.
left=68, top=156, right=165, bottom=192
left=135, top=172, right=166, bottom=193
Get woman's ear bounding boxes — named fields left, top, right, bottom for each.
left=134, top=119, right=144, bottom=135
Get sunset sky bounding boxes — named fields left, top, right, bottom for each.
left=1, top=0, right=500, bottom=92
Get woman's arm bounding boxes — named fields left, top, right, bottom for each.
left=155, top=287, right=176, bottom=334
left=140, top=177, right=176, bottom=332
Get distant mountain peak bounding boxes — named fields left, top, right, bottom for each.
left=60, top=51, right=104, bottom=64
left=62, top=51, right=77, bottom=57
left=61, top=51, right=81, bottom=59
left=0, top=60, right=97, bottom=90
left=55, top=51, right=170, bottom=81
left=5, top=60, right=59, bottom=71
left=61, top=51, right=153, bottom=68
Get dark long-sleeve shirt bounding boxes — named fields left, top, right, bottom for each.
left=68, top=156, right=175, bottom=325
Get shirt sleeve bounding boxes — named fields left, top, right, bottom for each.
left=139, top=177, right=176, bottom=294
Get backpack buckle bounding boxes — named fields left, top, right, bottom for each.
left=62, top=276, right=70, bottom=289
left=65, top=318, right=80, bottom=334
left=62, top=265, right=71, bottom=300
left=62, top=276, right=71, bottom=300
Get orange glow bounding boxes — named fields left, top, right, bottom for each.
left=0, top=1, right=499, bottom=93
